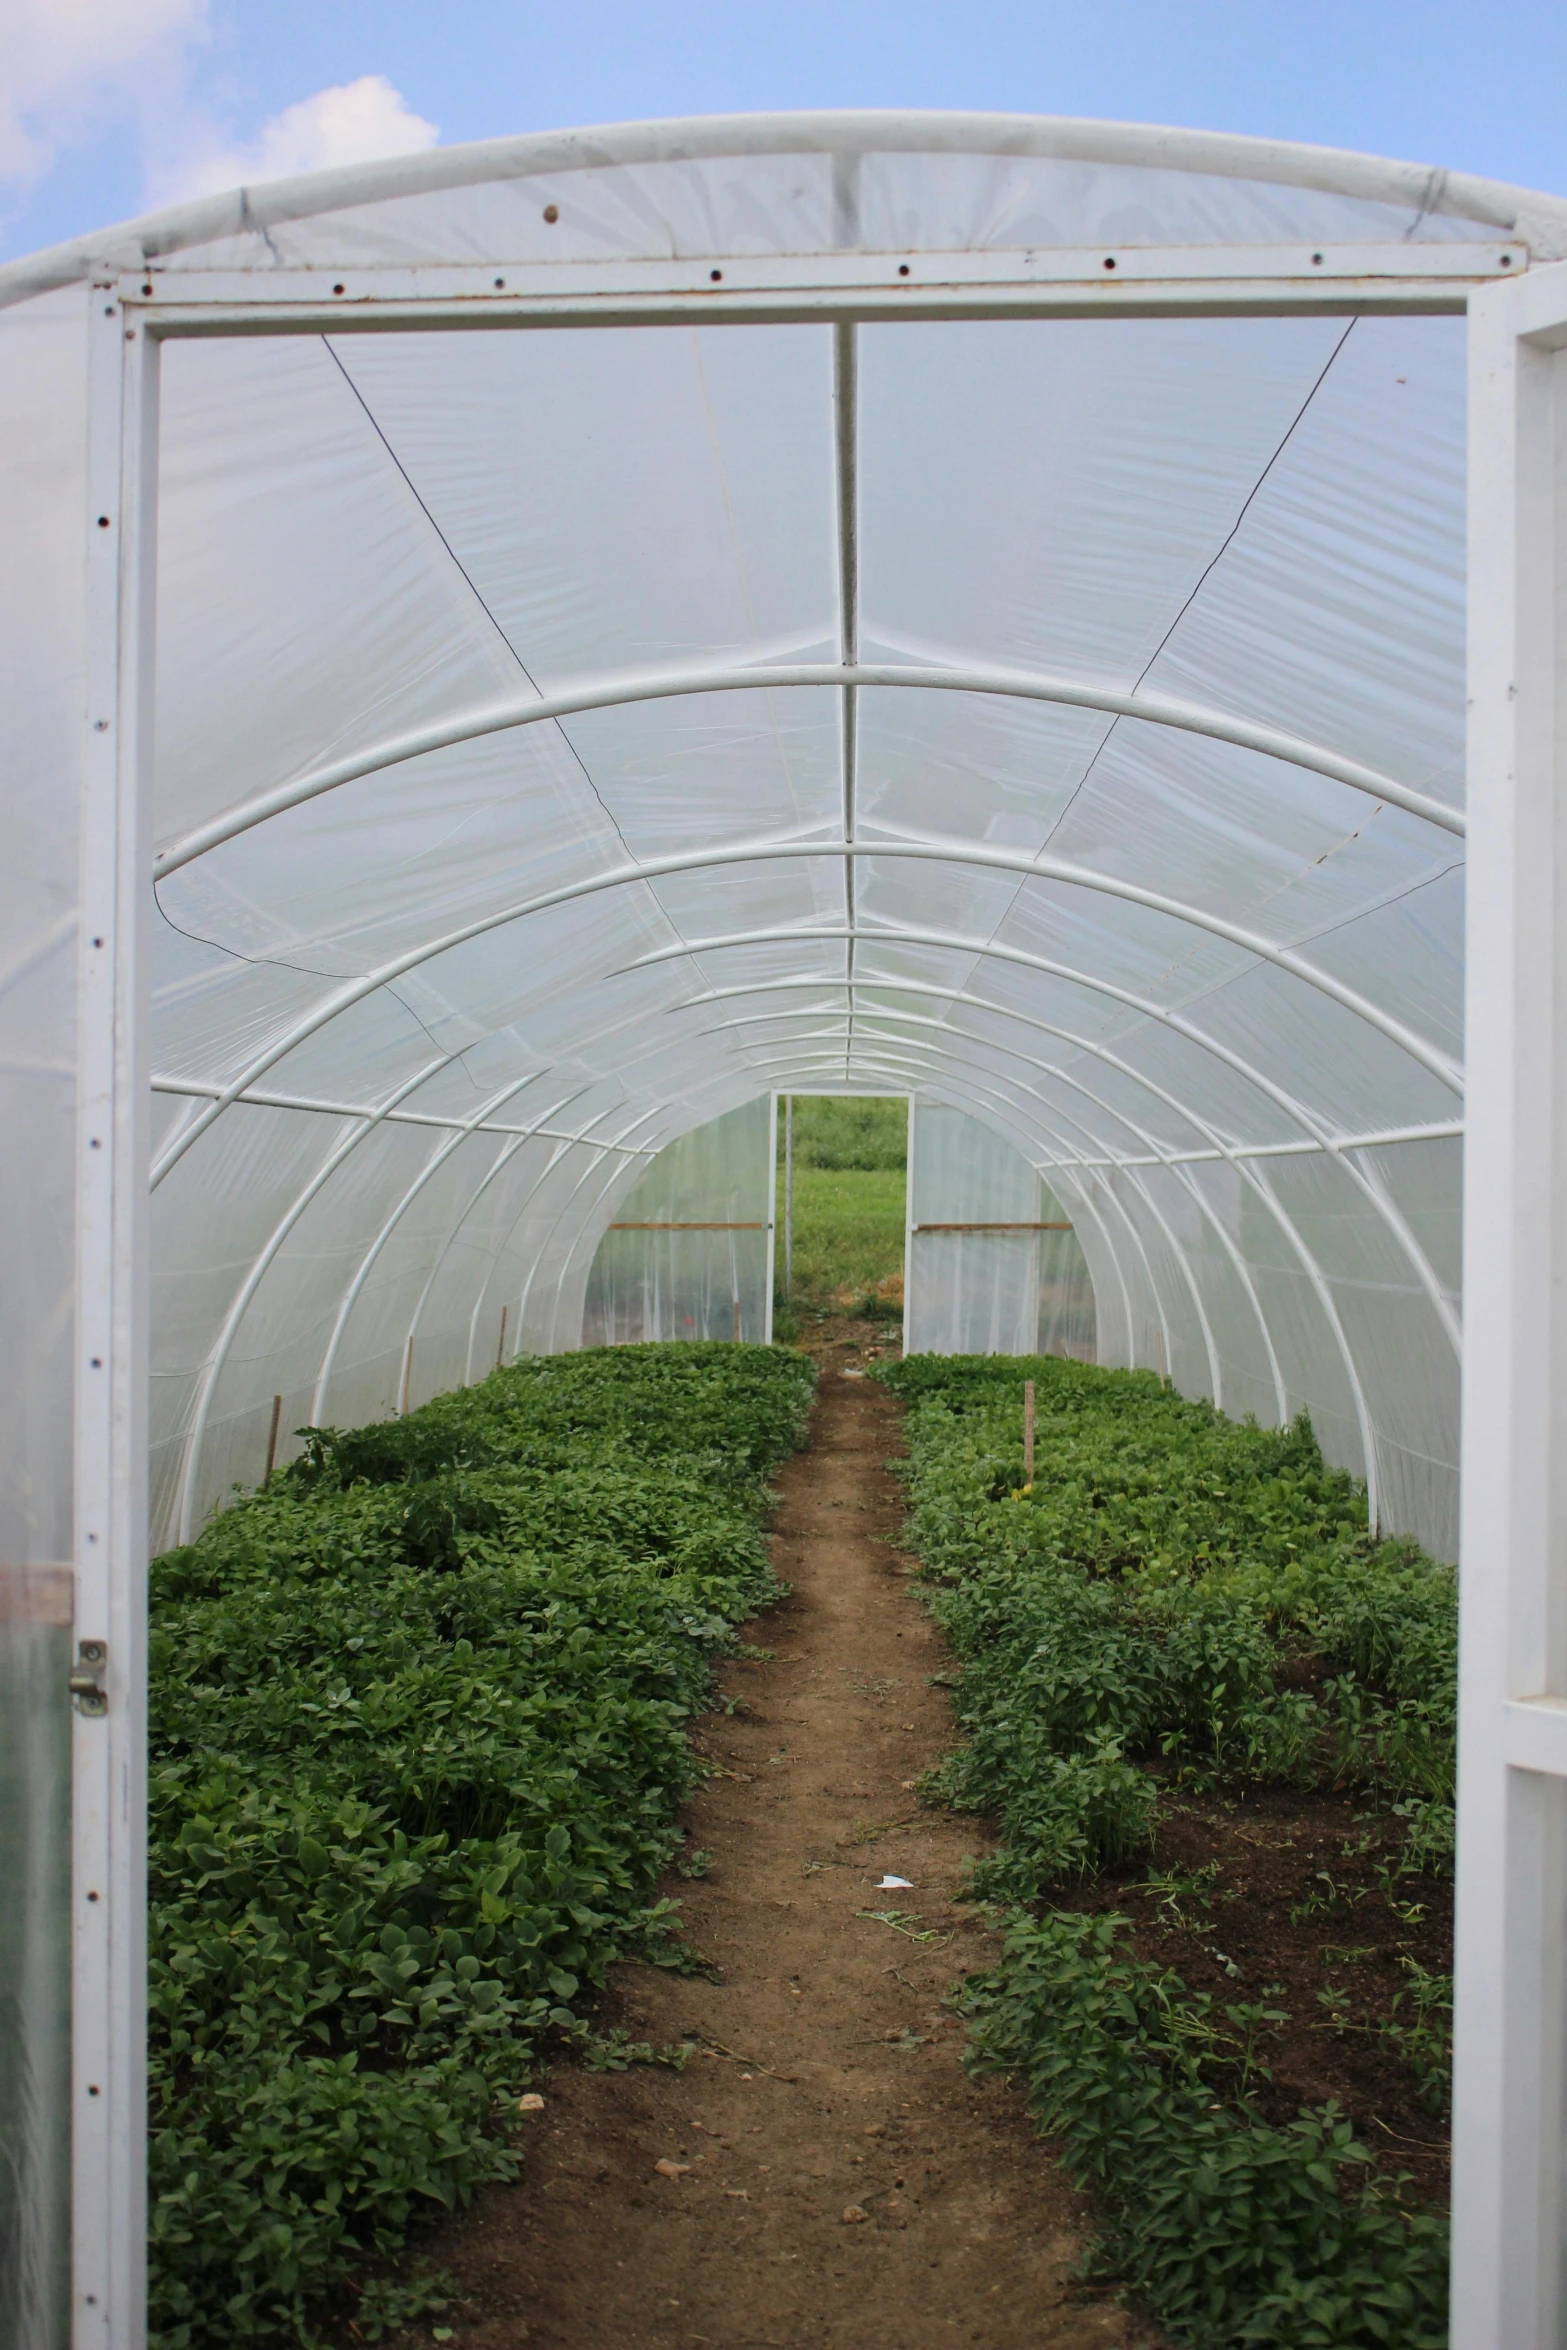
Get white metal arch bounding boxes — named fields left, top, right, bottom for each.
left=701, top=990, right=1289, bottom=1415
left=727, top=1012, right=1239, bottom=1407
left=620, top=923, right=1463, bottom=1347
left=738, top=1029, right=1380, bottom=1498
left=7, top=108, right=1564, bottom=312
left=307, top=1074, right=587, bottom=1429
left=740, top=1036, right=1192, bottom=1378
left=150, top=659, right=1462, bottom=879
left=679, top=969, right=1458, bottom=1360
left=148, top=831, right=1464, bottom=1188
left=172, top=1053, right=450, bottom=1541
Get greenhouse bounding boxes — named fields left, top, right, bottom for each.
left=2, top=106, right=1566, bottom=2348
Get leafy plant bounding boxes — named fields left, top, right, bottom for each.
left=147, top=1342, right=814, bottom=2347
left=1378, top=1964, right=1453, bottom=2115
left=961, top=1910, right=1447, bottom=2349
left=877, top=1350, right=1455, bottom=2343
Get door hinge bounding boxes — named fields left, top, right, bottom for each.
left=69, top=1638, right=108, bottom=1714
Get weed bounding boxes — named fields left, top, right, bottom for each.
left=1379, top=1965, right=1453, bottom=2114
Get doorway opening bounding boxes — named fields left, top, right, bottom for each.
left=775, top=1094, right=908, bottom=1351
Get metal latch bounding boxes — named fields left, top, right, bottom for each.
left=69, top=1639, right=108, bottom=1715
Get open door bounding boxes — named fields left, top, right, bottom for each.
left=902, top=1100, right=1094, bottom=1360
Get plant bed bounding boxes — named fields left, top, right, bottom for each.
left=146, top=1341, right=816, bottom=2349
left=876, top=1351, right=1454, bottom=2348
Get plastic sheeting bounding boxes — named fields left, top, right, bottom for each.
left=906, top=1102, right=1096, bottom=1359
left=582, top=1098, right=775, bottom=1345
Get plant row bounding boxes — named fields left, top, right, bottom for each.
left=148, top=1342, right=815, bottom=2348
left=876, top=1351, right=1455, bottom=2349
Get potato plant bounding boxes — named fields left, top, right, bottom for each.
left=148, top=1342, right=814, bottom=2348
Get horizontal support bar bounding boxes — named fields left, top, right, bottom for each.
left=1035, top=1120, right=1464, bottom=1169
left=609, top=1220, right=768, bottom=1230
left=150, top=1072, right=658, bottom=1152
left=126, top=242, right=1524, bottom=321
left=136, top=286, right=1485, bottom=344
left=913, top=1220, right=1074, bottom=1232
left=1502, top=1697, right=1567, bottom=1777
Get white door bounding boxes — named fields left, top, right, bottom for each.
left=1455, top=256, right=1567, bottom=2349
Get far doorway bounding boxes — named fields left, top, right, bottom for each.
left=775, top=1094, right=908, bottom=1355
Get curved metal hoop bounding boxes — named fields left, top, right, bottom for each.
left=149, top=833, right=1463, bottom=1188
left=700, top=993, right=1290, bottom=1412
left=735, top=1029, right=1383, bottom=1502
left=679, top=969, right=1461, bottom=1356
left=152, top=659, right=1461, bottom=878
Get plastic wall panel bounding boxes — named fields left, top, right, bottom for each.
left=147, top=146, right=1499, bottom=281
left=1265, top=1149, right=1459, bottom=1557
left=582, top=1100, right=774, bottom=1345
left=1145, top=1160, right=1283, bottom=1426
left=1100, top=1168, right=1213, bottom=1398
left=1236, top=1167, right=1371, bottom=1486
left=905, top=1103, right=1091, bottom=1357
left=1036, top=1175, right=1097, bottom=1361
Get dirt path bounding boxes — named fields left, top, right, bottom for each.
left=423, top=1357, right=1146, bottom=2349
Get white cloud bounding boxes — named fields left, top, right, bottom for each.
left=0, top=0, right=207, bottom=188
left=151, top=75, right=439, bottom=207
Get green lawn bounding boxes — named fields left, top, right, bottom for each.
left=781, top=1164, right=906, bottom=1309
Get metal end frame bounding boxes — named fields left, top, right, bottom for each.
left=1453, top=254, right=1567, bottom=2350
left=46, top=116, right=1567, bottom=2350
left=76, top=286, right=155, bottom=2350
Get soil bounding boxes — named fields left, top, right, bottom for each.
left=393, top=1323, right=1153, bottom=2350
left=1081, top=1788, right=1452, bottom=2206
left=384, top=1314, right=1448, bottom=2344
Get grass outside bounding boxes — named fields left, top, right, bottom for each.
left=781, top=1164, right=906, bottom=1313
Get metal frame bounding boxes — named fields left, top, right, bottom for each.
left=56, top=113, right=1567, bottom=2350
left=147, top=661, right=1465, bottom=880
left=75, top=286, right=155, bottom=2350
left=145, top=832, right=1461, bottom=1192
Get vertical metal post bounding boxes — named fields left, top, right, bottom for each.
left=398, top=1335, right=414, bottom=1416
left=784, top=1095, right=793, bottom=1300
left=262, top=1395, right=282, bottom=1487
left=764, top=1089, right=777, bottom=1345
left=901, top=1095, right=916, bottom=1355
left=1451, top=263, right=1567, bottom=2350
left=495, top=1303, right=508, bottom=1370
left=75, top=285, right=155, bottom=2350
left=1023, top=1379, right=1035, bottom=1486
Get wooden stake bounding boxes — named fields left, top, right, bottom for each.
left=1023, top=1378, right=1035, bottom=1486
left=495, top=1303, right=508, bottom=1371
left=732, top=1296, right=741, bottom=1343
left=263, top=1393, right=283, bottom=1487
left=400, top=1335, right=414, bottom=1416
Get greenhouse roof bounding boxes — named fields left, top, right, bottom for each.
left=7, top=110, right=1527, bottom=1556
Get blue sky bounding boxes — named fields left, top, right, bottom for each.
left=4, top=0, right=1565, bottom=265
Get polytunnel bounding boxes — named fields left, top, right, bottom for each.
left=3, top=106, right=1567, bottom=2349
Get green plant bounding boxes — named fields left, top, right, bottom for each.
left=962, top=1911, right=1447, bottom=2348
left=147, top=1342, right=815, bottom=2347
left=876, top=1350, right=1456, bottom=2341
left=1378, top=1964, right=1452, bottom=2115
